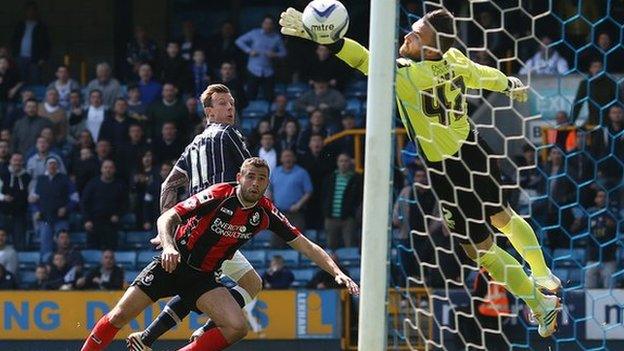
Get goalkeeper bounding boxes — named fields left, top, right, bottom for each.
left=281, top=8, right=561, bottom=337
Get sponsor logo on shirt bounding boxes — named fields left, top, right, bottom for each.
left=211, top=218, right=252, bottom=239
left=220, top=207, right=234, bottom=215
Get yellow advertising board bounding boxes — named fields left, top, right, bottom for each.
left=0, top=290, right=341, bottom=340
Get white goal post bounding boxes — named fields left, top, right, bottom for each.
left=357, top=0, right=399, bottom=350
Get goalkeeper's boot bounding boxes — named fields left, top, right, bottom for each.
left=532, top=269, right=562, bottom=292
left=126, top=332, right=152, bottom=351
left=533, top=295, right=561, bottom=338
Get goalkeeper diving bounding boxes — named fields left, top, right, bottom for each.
left=281, top=7, right=561, bottom=337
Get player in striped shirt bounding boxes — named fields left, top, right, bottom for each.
left=281, top=7, right=561, bottom=336
left=126, top=84, right=261, bottom=350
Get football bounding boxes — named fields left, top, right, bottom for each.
left=302, top=0, right=349, bottom=44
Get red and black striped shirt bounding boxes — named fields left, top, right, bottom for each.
left=173, top=182, right=301, bottom=272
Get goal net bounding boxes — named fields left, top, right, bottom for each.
left=388, top=0, right=623, bottom=350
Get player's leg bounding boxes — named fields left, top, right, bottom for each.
left=489, top=207, right=557, bottom=289
left=81, top=286, right=153, bottom=351
left=178, top=287, right=248, bottom=351
left=470, top=135, right=556, bottom=290
left=190, top=251, right=261, bottom=340
left=460, top=234, right=559, bottom=337
left=128, top=295, right=191, bottom=350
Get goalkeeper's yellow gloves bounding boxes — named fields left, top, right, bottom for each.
left=506, top=76, right=528, bottom=102
left=279, top=7, right=314, bottom=41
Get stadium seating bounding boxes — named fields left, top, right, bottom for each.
left=346, top=98, right=363, bottom=118
left=336, top=247, right=361, bottom=267
left=123, top=231, right=154, bottom=249
left=70, top=231, right=88, bottom=248
left=285, top=82, right=310, bottom=99
left=137, top=250, right=156, bottom=267
left=240, top=250, right=267, bottom=267
left=114, top=251, right=137, bottom=270
left=266, top=249, right=299, bottom=266
left=344, top=80, right=367, bottom=99
left=81, top=250, right=102, bottom=267
left=292, top=268, right=315, bottom=287
left=241, top=99, right=270, bottom=119
left=17, top=251, right=40, bottom=270
left=124, top=270, right=141, bottom=284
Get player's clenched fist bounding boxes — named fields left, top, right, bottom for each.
left=335, top=273, right=360, bottom=296
left=161, top=246, right=180, bottom=273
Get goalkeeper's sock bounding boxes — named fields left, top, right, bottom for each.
left=142, top=295, right=190, bottom=346
left=80, top=313, right=120, bottom=351
left=494, top=209, right=550, bottom=278
left=477, top=243, right=547, bottom=312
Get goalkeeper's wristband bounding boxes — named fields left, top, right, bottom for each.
left=326, top=39, right=345, bottom=55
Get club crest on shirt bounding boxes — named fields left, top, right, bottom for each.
left=182, top=196, right=199, bottom=210
left=250, top=211, right=260, bottom=226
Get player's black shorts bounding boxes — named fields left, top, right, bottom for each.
left=423, top=130, right=508, bottom=245
left=131, top=257, right=222, bottom=311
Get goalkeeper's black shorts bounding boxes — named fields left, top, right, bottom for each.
left=423, top=130, right=509, bottom=245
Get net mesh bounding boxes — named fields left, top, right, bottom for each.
left=389, top=0, right=624, bottom=350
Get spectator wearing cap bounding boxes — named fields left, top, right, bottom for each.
left=29, top=156, right=78, bottom=255
left=0, top=153, right=30, bottom=249
left=26, top=134, right=66, bottom=175
left=85, top=62, right=121, bottom=109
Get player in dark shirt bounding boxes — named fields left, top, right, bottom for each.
left=81, top=158, right=358, bottom=351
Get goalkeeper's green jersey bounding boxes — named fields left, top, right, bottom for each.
left=335, top=38, right=509, bottom=162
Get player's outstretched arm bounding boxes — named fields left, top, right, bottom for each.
left=156, top=208, right=181, bottom=273
left=279, top=7, right=369, bottom=76
left=462, top=54, right=528, bottom=102
left=289, top=236, right=359, bottom=295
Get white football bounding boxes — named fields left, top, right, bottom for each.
left=302, top=0, right=349, bottom=44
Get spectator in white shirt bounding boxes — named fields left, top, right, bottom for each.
left=47, top=65, right=80, bottom=109
left=257, top=131, right=279, bottom=174
left=70, top=90, right=109, bottom=142
left=0, top=229, right=18, bottom=275
left=519, top=36, right=569, bottom=75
